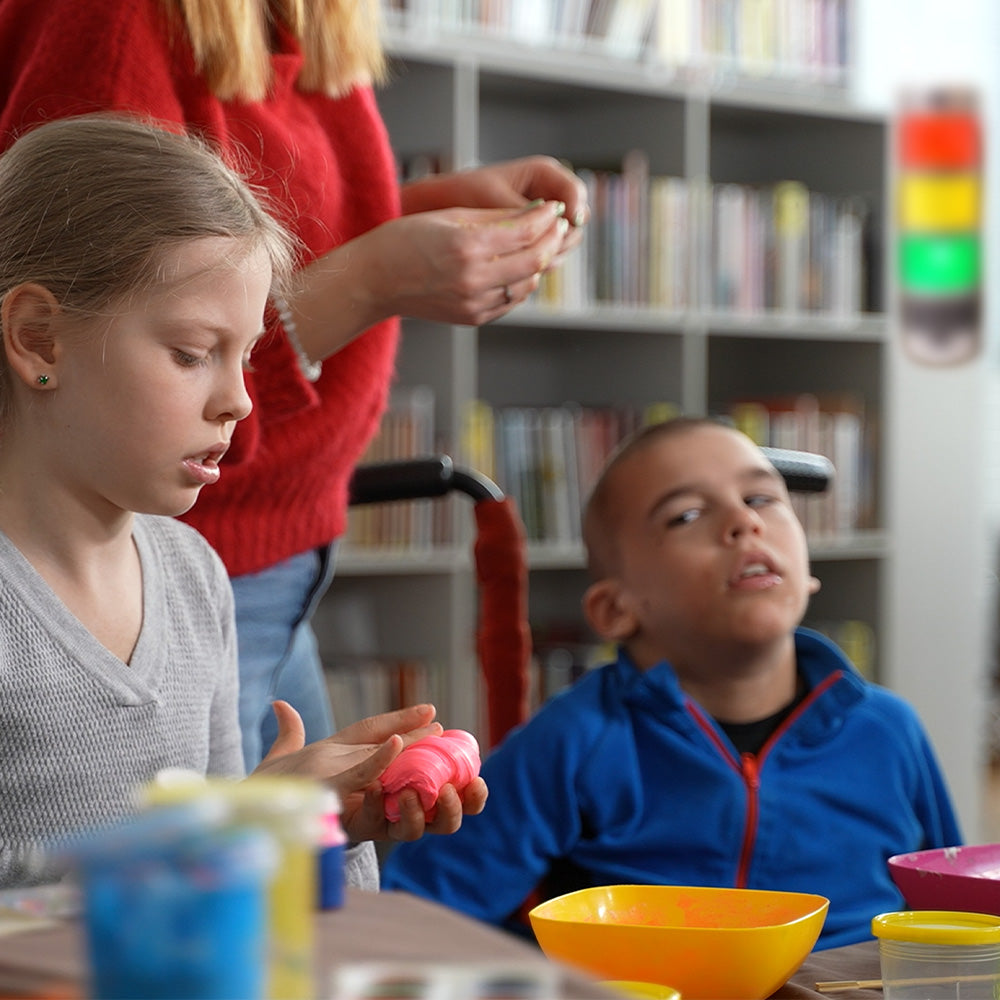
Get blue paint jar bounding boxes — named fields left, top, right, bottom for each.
left=64, top=803, right=277, bottom=1000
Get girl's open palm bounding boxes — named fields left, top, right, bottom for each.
left=252, top=701, right=487, bottom=842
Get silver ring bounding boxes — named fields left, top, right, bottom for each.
left=502, top=284, right=513, bottom=304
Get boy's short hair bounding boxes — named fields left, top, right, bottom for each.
left=582, top=415, right=738, bottom=580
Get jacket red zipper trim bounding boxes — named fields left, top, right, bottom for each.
left=686, top=669, right=843, bottom=886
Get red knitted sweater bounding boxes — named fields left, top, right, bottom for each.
left=0, top=0, right=401, bottom=575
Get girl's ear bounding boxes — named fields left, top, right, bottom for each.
left=582, top=578, right=639, bottom=642
left=2, top=283, right=61, bottom=387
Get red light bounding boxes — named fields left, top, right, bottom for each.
left=899, top=113, right=980, bottom=169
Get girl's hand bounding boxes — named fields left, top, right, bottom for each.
left=376, top=776, right=489, bottom=842
left=252, top=701, right=487, bottom=842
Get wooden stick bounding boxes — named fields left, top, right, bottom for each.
left=814, top=979, right=882, bottom=993
left=817, top=971, right=1000, bottom=993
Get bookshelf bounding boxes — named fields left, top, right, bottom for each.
left=315, top=3, right=890, bottom=737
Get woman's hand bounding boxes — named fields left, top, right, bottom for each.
left=362, top=200, right=574, bottom=324
left=251, top=700, right=487, bottom=843
left=284, top=157, right=590, bottom=363
left=292, top=199, right=573, bottom=351
left=400, top=155, right=590, bottom=291
left=401, top=155, right=591, bottom=230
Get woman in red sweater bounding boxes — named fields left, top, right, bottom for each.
left=0, top=0, right=587, bottom=769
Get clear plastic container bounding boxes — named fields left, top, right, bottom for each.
left=872, top=910, right=1000, bottom=1000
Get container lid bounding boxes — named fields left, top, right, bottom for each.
left=872, top=911, right=1000, bottom=946
left=143, top=774, right=327, bottom=840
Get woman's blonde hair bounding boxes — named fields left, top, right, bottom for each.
left=171, top=0, right=386, bottom=101
left=0, top=112, right=298, bottom=420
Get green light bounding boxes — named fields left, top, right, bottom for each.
left=899, top=233, right=980, bottom=294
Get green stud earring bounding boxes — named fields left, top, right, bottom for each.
left=36, top=375, right=49, bottom=385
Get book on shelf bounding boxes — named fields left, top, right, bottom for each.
left=324, top=656, right=439, bottom=727
left=648, top=174, right=691, bottom=309
left=540, top=408, right=578, bottom=545
left=709, top=178, right=866, bottom=316
left=397, top=150, right=451, bottom=182
left=738, top=0, right=774, bottom=76
left=651, top=0, right=696, bottom=70
left=537, top=153, right=692, bottom=312
left=507, top=0, right=557, bottom=44
left=540, top=163, right=864, bottom=317
left=602, top=0, right=658, bottom=61
left=806, top=619, right=876, bottom=679
left=344, top=384, right=450, bottom=551
left=461, top=398, right=497, bottom=484
left=712, top=182, right=751, bottom=310
left=622, top=148, right=651, bottom=306
left=382, top=0, right=851, bottom=84
left=462, top=400, right=678, bottom=544
left=555, top=0, right=593, bottom=47
left=317, top=589, right=440, bottom=722
left=529, top=623, right=615, bottom=711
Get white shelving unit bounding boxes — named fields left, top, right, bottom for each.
left=316, top=18, right=891, bottom=740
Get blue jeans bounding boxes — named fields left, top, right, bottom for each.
left=231, top=544, right=337, bottom=770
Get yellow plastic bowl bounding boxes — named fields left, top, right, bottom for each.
left=529, top=884, right=829, bottom=1000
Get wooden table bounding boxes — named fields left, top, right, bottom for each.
left=0, top=888, right=612, bottom=998
left=0, top=888, right=886, bottom=999
left=778, top=939, right=882, bottom=999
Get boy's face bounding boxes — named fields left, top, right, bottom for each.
left=586, top=424, right=819, bottom=672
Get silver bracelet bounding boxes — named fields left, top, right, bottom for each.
left=274, top=296, right=322, bottom=382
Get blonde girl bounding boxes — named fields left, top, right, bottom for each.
left=0, top=112, right=485, bottom=888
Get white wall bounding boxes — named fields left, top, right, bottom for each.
left=853, top=0, right=997, bottom=113
left=853, top=0, right=999, bottom=840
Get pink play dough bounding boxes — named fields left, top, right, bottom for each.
left=381, top=729, right=481, bottom=822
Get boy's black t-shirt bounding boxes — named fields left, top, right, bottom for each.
left=716, top=674, right=809, bottom=756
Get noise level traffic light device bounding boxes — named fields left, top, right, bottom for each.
left=896, top=86, right=982, bottom=365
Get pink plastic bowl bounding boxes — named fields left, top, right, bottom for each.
left=888, top=845, right=1000, bottom=915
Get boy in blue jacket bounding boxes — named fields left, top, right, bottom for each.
left=382, top=417, right=961, bottom=948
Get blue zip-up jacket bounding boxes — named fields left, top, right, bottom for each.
left=382, top=629, right=961, bottom=949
